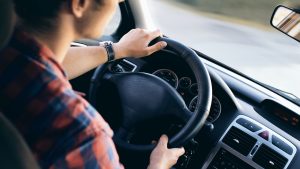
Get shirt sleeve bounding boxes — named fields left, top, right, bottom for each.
left=21, top=59, right=123, bottom=169
left=44, top=83, right=124, bottom=169
left=49, top=125, right=124, bottom=169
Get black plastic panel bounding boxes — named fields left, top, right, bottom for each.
left=236, top=118, right=262, bottom=132
left=222, top=126, right=257, bottom=156
left=208, top=148, right=255, bottom=169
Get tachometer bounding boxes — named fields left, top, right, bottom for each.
left=179, top=77, right=192, bottom=89
left=153, top=69, right=179, bottom=89
left=189, top=96, right=222, bottom=123
left=189, top=83, right=198, bottom=95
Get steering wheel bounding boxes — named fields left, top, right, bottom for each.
left=89, top=37, right=212, bottom=152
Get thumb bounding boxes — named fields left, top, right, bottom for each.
left=173, top=147, right=185, bottom=157
left=146, top=41, right=167, bottom=55
left=158, top=134, right=168, bottom=148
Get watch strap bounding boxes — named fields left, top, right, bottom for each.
left=99, top=41, right=115, bottom=62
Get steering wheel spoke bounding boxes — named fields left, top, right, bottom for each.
left=114, top=127, right=133, bottom=141
left=180, top=107, right=194, bottom=123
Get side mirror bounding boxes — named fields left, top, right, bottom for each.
left=271, top=5, right=300, bottom=42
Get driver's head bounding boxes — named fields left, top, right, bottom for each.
left=13, top=0, right=123, bottom=39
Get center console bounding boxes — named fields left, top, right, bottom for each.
left=202, top=115, right=296, bottom=169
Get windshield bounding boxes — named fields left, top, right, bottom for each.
left=147, top=0, right=300, bottom=102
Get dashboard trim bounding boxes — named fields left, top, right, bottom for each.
left=122, top=59, right=138, bottom=72
left=70, top=42, right=87, bottom=47
left=201, top=115, right=297, bottom=169
left=204, top=59, right=300, bottom=116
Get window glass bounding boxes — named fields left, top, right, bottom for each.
left=103, top=6, right=121, bottom=35
left=148, top=0, right=300, bottom=100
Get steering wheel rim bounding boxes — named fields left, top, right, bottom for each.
left=89, top=37, right=212, bottom=152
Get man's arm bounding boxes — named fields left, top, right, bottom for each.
left=62, top=46, right=108, bottom=80
left=62, top=29, right=167, bottom=80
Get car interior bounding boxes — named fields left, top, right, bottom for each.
left=0, top=1, right=40, bottom=169
left=2, top=0, right=300, bottom=169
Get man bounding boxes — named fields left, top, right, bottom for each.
left=0, top=0, right=185, bottom=168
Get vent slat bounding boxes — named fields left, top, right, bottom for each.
left=258, top=146, right=287, bottom=165
left=208, top=148, right=255, bottom=169
left=222, top=126, right=257, bottom=156
left=253, top=144, right=288, bottom=169
left=226, top=132, right=256, bottom=145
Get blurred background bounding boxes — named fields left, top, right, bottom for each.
left=105, top=0, right=300, bottom=102
left=173, top=0, right=299, bottom=25
left=146, top=0, right=300, bottom=101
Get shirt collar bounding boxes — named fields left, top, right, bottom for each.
left=11, top=28, right=68, bottom=78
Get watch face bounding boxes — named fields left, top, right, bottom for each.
left=99, top=41, right=113, bottom=47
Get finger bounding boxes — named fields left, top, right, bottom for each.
left=172, top=147, right=185, bottom=156
left=146, top=41, right=167, bottom=55
left=158, top=134, right=168, bottom=147
left=149, top=29, right=162, bottom=39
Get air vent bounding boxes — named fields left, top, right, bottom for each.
left=118, top=60, right=136, bottom=72
left=208, top=148, right=255, bottom=169
left=253, top=144, right=288, bottom=169
left=223, top=126, right=257, bottom=156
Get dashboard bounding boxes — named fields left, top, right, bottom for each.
left=70, top=43, right=300, bottom=169
left=104, top=49, right=300, bottom=169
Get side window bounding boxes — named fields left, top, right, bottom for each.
left=103, top=6, right=121, bottom=35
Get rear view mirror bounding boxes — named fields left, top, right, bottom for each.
left=271, top=5, right=300, bottom=42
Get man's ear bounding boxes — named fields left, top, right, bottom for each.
left=70, top=0, right=90, bottom=18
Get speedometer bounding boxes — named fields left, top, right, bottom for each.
left=179, top=77, right=192, bottom=89
left=153, top=69, right=179, bottom=89
left=189, top=96, right=222, bottom=123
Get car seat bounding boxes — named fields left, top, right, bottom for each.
left=0, top=0, right=40, bottom=168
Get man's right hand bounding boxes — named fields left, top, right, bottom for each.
left=148, top=135, right=185, bottom=169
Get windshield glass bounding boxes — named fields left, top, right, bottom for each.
left=148, top=0, right=300, bottom=101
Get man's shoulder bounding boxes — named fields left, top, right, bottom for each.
left=0, top=43, right=65, bottom=82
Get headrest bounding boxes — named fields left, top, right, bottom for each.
left=0, top=112, right=40, bottom=169
left=0, top=0, right=15, bottom=49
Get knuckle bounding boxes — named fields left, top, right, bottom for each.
left=145, top=33, right=151, bottom=39
left=134, top=28, right=141, bottom=33
left=159, top=43, right=164, bottom=48
left=140, top=29, right=146, bottom=33
left=156, top=44, right=163, bottom=50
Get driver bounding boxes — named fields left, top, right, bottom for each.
left=0, top=0, right=185, bottom=169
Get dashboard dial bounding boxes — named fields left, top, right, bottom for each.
left=179, top=77, right=192, bottom=89
left=189, top=83, right=198, bottom=95
left=189, top=96, right=222, bottom=123
left=153, top=69, right=179, bottom=89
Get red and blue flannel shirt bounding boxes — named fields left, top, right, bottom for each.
left=0, top=29, right=124, bottom=169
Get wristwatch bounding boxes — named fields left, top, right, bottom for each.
left=99, top=41, right=115, bottom=62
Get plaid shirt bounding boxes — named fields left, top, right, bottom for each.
left=0, top=29, right=124, bottom=169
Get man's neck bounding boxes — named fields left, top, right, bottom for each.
left=21, top=19, right=75, bottom=64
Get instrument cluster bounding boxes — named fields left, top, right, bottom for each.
left=152, top=69, right=222, bottom=123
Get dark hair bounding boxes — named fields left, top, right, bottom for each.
left=13, top=0, right=67, bottom=30
left=13, top=0, right=103, bottom=31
